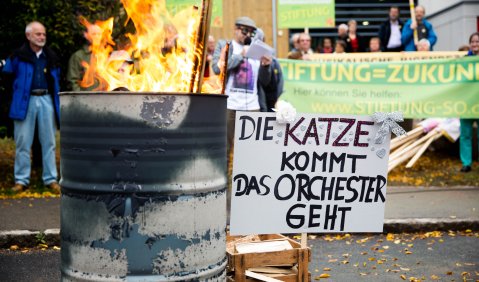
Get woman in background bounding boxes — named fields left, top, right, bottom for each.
left=459, top=32, right=479, bottom=172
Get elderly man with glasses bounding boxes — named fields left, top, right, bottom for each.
left=287, top=33, right=314, bottom=60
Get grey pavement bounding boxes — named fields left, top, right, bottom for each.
left=1, top=233, right=478, bottom=282
left=0, top=186, right=478, bottom=247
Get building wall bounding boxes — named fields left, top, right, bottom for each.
left=419, top=0, right=462, bottom=15
left=420, top=0, right=479, bottom=50
left=208, top=0, right=290, bottom=58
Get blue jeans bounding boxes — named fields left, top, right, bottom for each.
left=14, top=95, right=58, bottom=186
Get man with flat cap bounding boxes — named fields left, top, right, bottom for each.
left=212, top=16, right=274, bottom=215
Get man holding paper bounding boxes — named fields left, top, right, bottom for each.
left=212, top=16, right=273, bottom=213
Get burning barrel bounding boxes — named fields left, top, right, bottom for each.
left=60, top=92, right=227, bottom=281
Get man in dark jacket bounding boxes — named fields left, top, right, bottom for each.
left=2, top=21, right=60, bottom=193
left=378, top=6, right=404, bottom=52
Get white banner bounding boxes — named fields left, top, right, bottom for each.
left=230, top=112, right=390, bottom=235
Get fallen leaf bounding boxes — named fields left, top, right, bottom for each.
left=377, top=260, right=384, bottom=265
left=328, top=259, right=338, bottom=263
left=394, top=239, right=401, bottom=244
left=342, top=253, right=350, bottom=258
left=378, top=249, right=385, bottom=253
left=359, top=273, right=368, bottom=276
left=400, top=274, right=407, bottom=280
left=465, top=229, right=472, bottom=233
left=407, top=244, right=414, bottom=248
left=456, top=263, right=463, bottom=267
left=383, top=246, right=390, bottom=249
left=361, top=252, right=368, bottom=255
left=430, top=274, right=440, bottom=280
left=9, top=245, right=19, bottom=251
left=368, top=257, right=376, bottom=261
left=315, top=269, right=319, bottom=272
left=449, top=215, right=457, bottom=219
left=400, top=267, right=410, bottom=271
left=405, top=251, right=413, bottom=255
left=341, top=260, right=349, bottom=264
left=323, top=268, right=331, bottom=271
left=319, top=273, right=330, bottom=278
left=446, top=271, right=453, bottom=275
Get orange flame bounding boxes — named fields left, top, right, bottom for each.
left=79, top=0, right=219, bottom=93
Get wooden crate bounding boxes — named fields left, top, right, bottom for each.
left=226, top=234, right=311, bottom=282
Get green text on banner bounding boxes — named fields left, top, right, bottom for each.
left=279, top=57, right=479, bottom=118
left=277, top=0, right=335, bottom=28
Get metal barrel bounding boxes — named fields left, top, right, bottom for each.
left=59, top=92, right=227, bottom=281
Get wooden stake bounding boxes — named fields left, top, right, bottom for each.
left=189, top=0, right=213, bottom=93
left=390, top=130, right=422, bottom=151
left=388, top=144, right=422, bottom=172
left=220, top=42, right=230, bottom=94
left=390, top=126, right=422, bottom=146
left=390, top=138, right=416, bottom=159
left=389, top=130, right=437, bottom=162
left=409, top=0, right=419, bottom=45
left=405, top=131, right=442, bottom=168
left=195, top=0, right=213, bottom=93
left=300, top=232, right=307, bottom=249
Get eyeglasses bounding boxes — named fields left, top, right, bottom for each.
left=237, top=26, right=256, bottom=37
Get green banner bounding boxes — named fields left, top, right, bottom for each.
left=166, top=0, right=223, bottom=27
left=277, top=0, right=335, bottom=28
left=279, top=57, right=479, bottom=118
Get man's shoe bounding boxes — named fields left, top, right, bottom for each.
left=460, top=165, right=471, bottom=172
left=11, top=183, right=27, bottom=193
left=48, top=182, right=61, bottom=193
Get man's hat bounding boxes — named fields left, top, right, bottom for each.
left=235, top=16, right=257, bottom=30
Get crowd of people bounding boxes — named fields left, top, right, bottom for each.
left=0, top=4, right=477, bottom=193
left=288, top=5, right=438, bottom=59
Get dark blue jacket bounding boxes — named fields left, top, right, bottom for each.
left=401, top=19, right=437, bottom=51
left=2, top=44, right=61, bottom=127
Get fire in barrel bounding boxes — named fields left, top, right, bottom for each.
left=60, top=0, right=227, bottom=281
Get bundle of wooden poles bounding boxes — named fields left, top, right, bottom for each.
left=388, top=118, right=460, bottom=172
left=189, top=0, right=213, bottom=93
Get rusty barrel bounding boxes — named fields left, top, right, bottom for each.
left=59, top=92, right=227, bottom=281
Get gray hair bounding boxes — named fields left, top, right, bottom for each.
left=290, top=33, right=300, bottom=45
left=418, top=38, right=430, bottom=48
left=338, top=23, right=348, bottom=32
left=254, top=28, right=265, bottom=42
left=25, top=21, right=44, bottom=34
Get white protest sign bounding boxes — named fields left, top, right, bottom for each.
left=230, top=112, right=390, bottom=235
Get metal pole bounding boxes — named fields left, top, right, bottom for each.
left=272, top=0, right=277, bottom=54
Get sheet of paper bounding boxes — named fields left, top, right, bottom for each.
left=235, top=240, right=292, bottom=254
left=246, top=40, right=274, bottom=60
